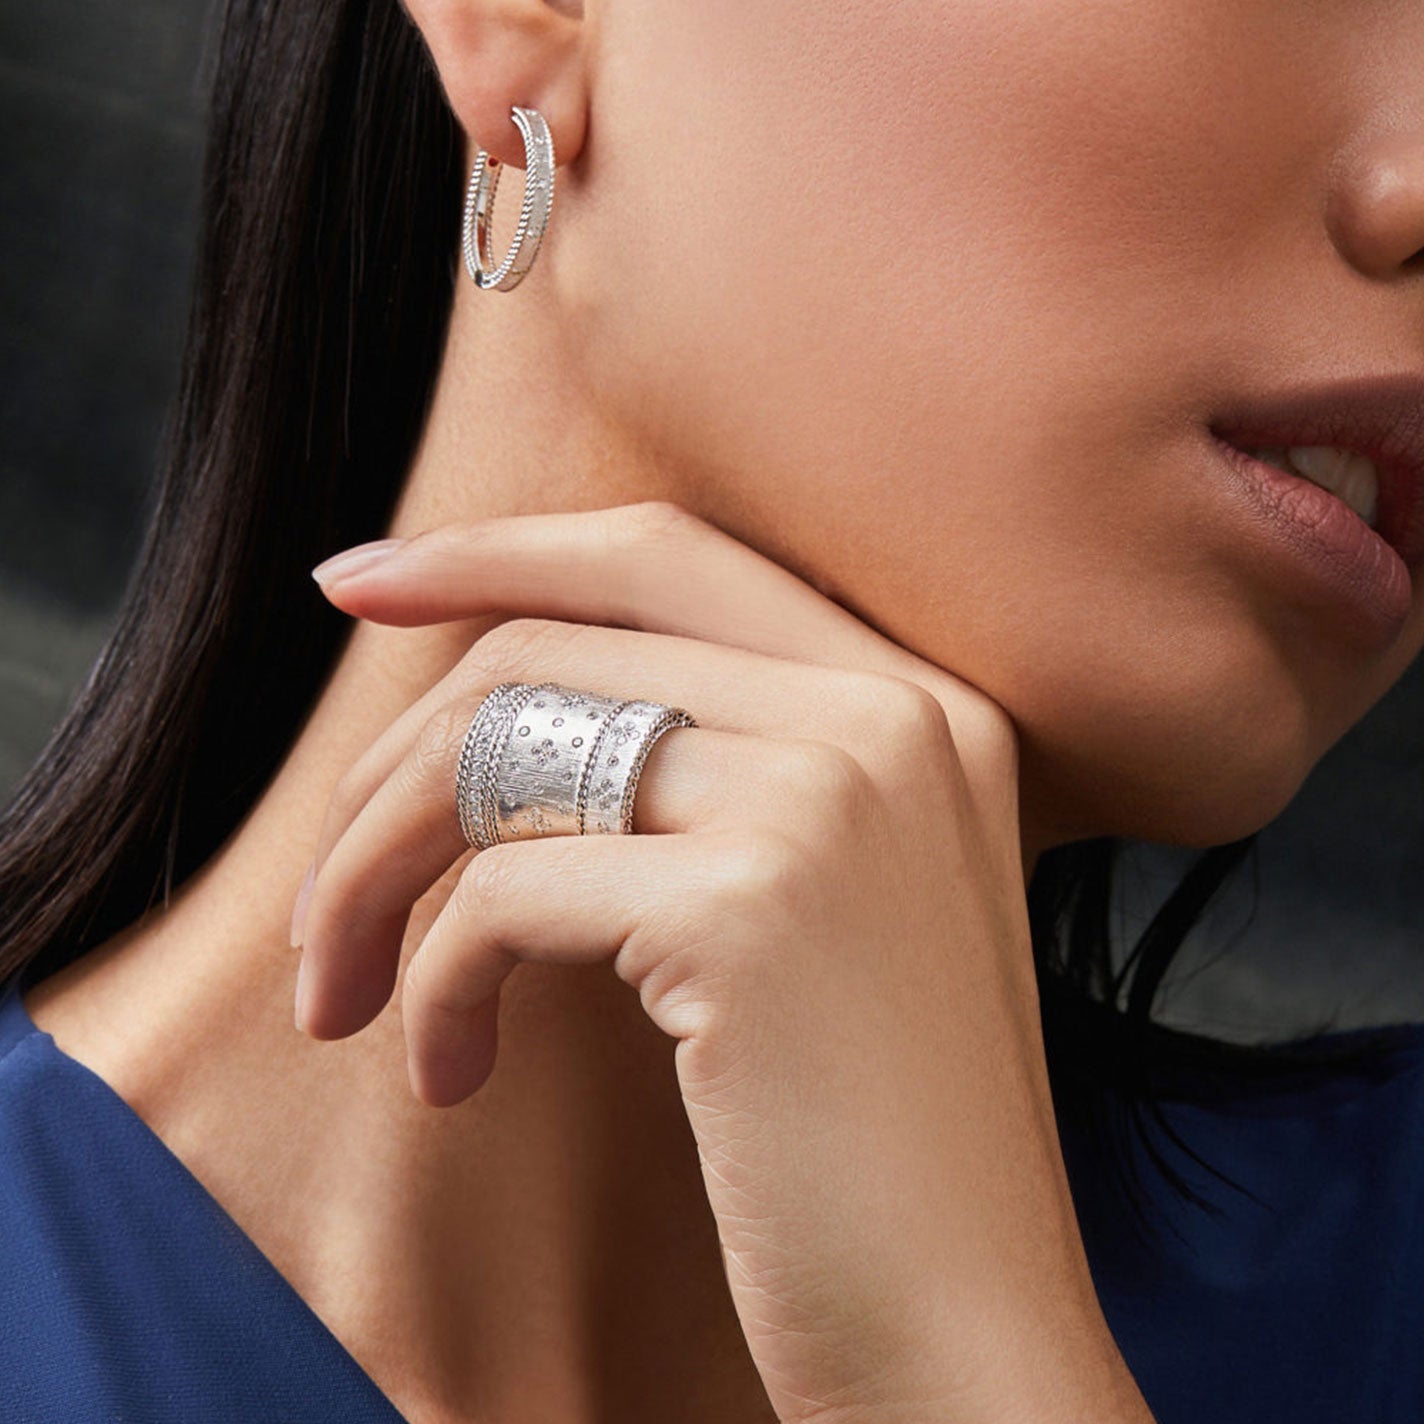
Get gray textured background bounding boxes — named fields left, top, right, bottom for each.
left=1, top=0, right=210, bottom=780
left=1, top=1, right=1420, bottom=1040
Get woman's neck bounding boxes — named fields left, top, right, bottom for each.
left=23, top=279, right=783, bottom=1421
left=25, top=271, right=1051, bottom=1420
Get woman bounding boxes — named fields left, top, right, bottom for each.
left=2, top=0, right=1422, bottom=1420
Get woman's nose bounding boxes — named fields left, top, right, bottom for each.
left=1327, top=118, right=1424, bottom=282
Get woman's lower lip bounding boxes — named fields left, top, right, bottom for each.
left=1207, top=433, right=1414, bottom=647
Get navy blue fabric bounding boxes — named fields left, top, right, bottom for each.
left=2, top=957, right=1422, bottom=1423
left=0, top=966, right=408, bottom=1422
left=1060, top=1026, right=1424, bottom=1423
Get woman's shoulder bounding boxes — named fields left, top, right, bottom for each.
left=0, top=968, right=408, bottom=1423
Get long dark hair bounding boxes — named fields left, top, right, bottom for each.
left=0, top=0, right=459, bottom=982
left=0, top=0, right=1414, bottom=1241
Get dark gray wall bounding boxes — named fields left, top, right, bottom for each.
left=0, top=1, right=1419, bottom=1038
left=0, top=0, right=209, bottom=787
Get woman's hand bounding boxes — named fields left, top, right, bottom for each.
left=292, top=501, right=1153, bottom=1424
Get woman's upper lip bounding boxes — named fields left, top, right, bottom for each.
left=1209, top=371, right=1424, bottom=570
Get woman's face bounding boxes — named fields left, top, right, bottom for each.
left=550, top=0, right=1424, bottom=850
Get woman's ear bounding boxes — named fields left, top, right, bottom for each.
left=402, top=0, right=588, bottom=168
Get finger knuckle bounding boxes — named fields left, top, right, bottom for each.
left=699, top=825, right=810, bottom=913
left=781, top=738, right=877, bottom=820
left=959, top=694, right=1020, bottom=769
left=466, top=615, right=582, bottom=681
left=850, top=674, right=954, bottom=773
left=326, top=763, right=375, bottom=836
left=404, top=944, right=483, bottom=1026
left=413, top=699, right=476, bottom=785
left=397, top=523, right=448, bottom=558
left=881, top=676, right=951, bottom=742
left=616, top=498, right=700, bottom=545
left=451, top=844, right=520, bottom=920
left=401, top=936, right=439, bottom=1002
left=302, top=862, right=367, bottom=951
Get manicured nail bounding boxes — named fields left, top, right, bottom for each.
left=294, top=952, right=311, bottom=1033
left=311, top=537, right=408, bottom=586
left=289, top=860, right=315, bottom=948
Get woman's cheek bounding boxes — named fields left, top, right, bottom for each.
left=562, top=0, right=1366, bottom=848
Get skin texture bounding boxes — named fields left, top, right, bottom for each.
left=549, top=0, right=1424, bottom=849
left=20, top=1, right=1424, bottom=1421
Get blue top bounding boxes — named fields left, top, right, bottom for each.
left=0, top=965, right=407, bottom=1423
left=1, top=960, right=1422, bottom=1423
left=1059, top=1025, right=1424, bottom=1423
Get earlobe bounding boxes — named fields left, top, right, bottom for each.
left=403, top=0, right=588, bottom=169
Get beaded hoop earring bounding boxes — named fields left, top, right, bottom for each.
left=461, top=105, right=555, bottom=292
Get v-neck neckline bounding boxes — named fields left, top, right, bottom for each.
left=0, top=964, right=413, bottom=1423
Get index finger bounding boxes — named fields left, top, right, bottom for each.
left=316, top=500, right=905, bottom=671
left=313, top=500, right=1020, bottom=828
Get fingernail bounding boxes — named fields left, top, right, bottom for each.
left=294, top=953, right=311, bottom=1033
left=311, top=538, right=408, bottom=586
left=289, top=860, right=315, bottom=948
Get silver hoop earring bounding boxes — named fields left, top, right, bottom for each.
left=461, top=106, right=555, bottom=292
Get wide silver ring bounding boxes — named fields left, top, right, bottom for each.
left=455, top=681, right=697, bottom=850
